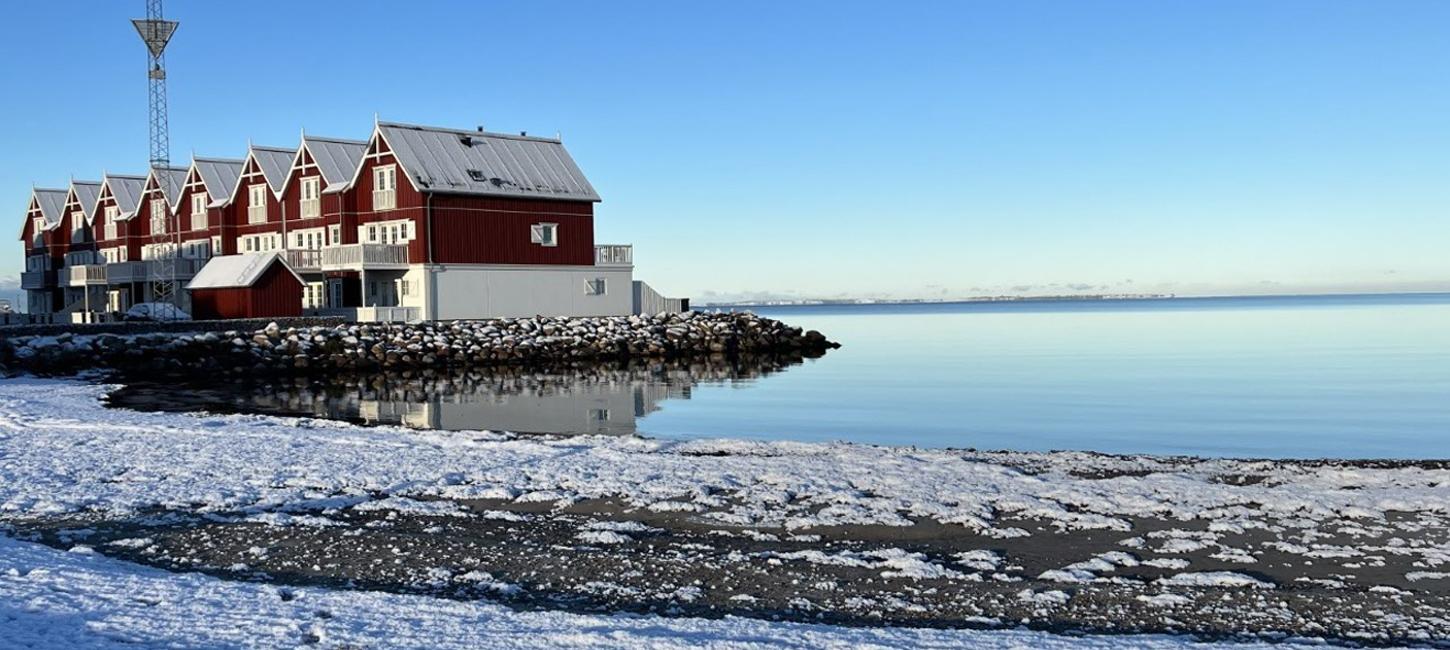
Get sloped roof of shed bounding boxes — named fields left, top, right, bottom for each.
left=187, top=252, right=303, bottom=290
left=376, top=122, right=599, bottom=202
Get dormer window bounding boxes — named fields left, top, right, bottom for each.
left=191, top=192, right=208, bottom=230
left=373, top=165, right=397, bottom=210
left=32, top=217, right=45, bottom=239
left=248, top=184, right=268, bottom=223
left=530, top=222, right=558, bottom=247
left=300, top=177, right=321, bottom=218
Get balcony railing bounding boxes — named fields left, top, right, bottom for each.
left=67, top=264, right=108, bottom=286
left=595, top=244, right=633, bottom=266
left=321, top=243, right=409, bottom=270
left=20, top=270, right=55, bottom=290
left=284, top=249, right=322, bottom=272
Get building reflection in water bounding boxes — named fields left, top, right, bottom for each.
left=110, top=353, right=812, bottom=436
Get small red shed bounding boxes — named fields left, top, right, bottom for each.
left=187, top=252, right=304, bottom=320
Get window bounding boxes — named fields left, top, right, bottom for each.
left=358, top=220, right=413, bottom=246
left=328, top=225, right=341, bottom=246
left=150, top=203, right=167, bottom=235
left=31, top=217, right=45, bottom=238
left=247, top=184, right=269, bottom=223
left=303, top=282, right=324, bottom=309
left=211, top=235, right=222, bottom=255
left=191, top=193, right=208, bottom=231
left=300, top=177, right=321, bottom=218
left=292, top=228, right=324, bottom=250
left=181, top=240, right=212, bottom=260
left=238, top=233, right=281, bottom=253
left=373, top=165, right=397, bottom=210
left=399, top=279, right=410, bottom=297
left=103, top=206, right=118, bottom=240
left=584, top=278, right=607, bottom=296
left=530, top=223, right=558, bottom=247
left=150, top=199, right=166, bottom=228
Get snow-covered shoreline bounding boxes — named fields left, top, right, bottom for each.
left=3, top=376, right=1450, bottom=647
left=0, top=533, right=1326, bottom=649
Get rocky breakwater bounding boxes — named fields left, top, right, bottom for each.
left=0, top=312, right=839, bottom=377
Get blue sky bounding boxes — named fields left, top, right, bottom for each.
left=3, top=0, right=1449, bottom=301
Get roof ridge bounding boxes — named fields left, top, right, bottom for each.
left=33, top=187, right=68, bottom=193
left=305, top=135, right=368, bottom=145
left=194, top=157, right=245, bottom=163
left=377, top=120, right=562, bottom=144
left=251, top=145, right=297, bottom=153
left=105, top=174, right=148, bottom=180
left=71, top=180, right=102, bottom=186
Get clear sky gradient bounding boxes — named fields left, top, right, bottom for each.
left=3, top=0, right=1448, bottom=301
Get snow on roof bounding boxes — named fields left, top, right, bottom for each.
left=250, top=146, right=297, bottom=195
left=187, top=252, right=303, bottom=290
left=376, top=122, right=600, bottom=202
left=193, top=158, right=245, bottom=208
left=102, top=174, right=147, bottom=220
left=69, top=181, right=103, bottom=221
left=303, top=136, right=367, bottom=193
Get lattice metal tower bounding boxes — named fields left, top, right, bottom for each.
left=133, top=1, right=180, bottom=305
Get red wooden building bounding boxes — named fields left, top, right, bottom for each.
left=17, top=118, right=686, bottom=323
left=187, top=252, right=303, bottom=320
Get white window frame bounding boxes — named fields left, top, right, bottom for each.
left=247, top=184, right=269, bottom=224
left=300, top=177, right=321, bottom=218
left=531, top=222, right=558, bottom=247
left=150, top=199, right=166, bottom=228
left=358, top=220, right=413, bottom=246
left=211, top=235, right=222, bottom=255
left=191, top=193, right=208, bottom=231
left=103, top=207, right=119, bottom=240
left=31, top=217, right=45, bottom=238
left=328, top=225, right=341, bottom=246
left=584, top=277, right=607, bottom=296
left=373, top=165, right=397, bottom=210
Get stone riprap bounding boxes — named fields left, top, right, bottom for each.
left=0, top=312, right=837, bottom=377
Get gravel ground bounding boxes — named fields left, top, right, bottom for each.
left=9, top=495, right=1449, bottom=647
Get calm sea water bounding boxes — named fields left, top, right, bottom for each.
left=114, top=293, right=1450, bottom=459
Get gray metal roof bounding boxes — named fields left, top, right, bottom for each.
left=303, top=136, right=367, bottom=193
left=377, top=122, right=600, bottom=202
left=193, top=158, right=245, bottom=207
left=18, top=188, right=68, bottom=239
left=250, top=146, right=296, bottom=195
left=70, top=181, right=102, bottom=221
left=103, top=174, right=148, bottom=220
left=33, top=188, right=68, bottom=226
left=150, top=166, right=190, bottom=210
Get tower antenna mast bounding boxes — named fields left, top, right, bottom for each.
left=133, top=1, right=180, bottom=306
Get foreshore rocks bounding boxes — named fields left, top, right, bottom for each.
left=0, top=312, right=839, bottom=378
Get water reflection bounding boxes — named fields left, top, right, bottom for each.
left=108, top=353, right=811, bottom=436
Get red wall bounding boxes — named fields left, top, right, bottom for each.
left=190, top=262, right=303, bottom=320
left=430, top=196, right=595, bottom=265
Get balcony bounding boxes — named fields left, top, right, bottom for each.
left=321, top=243, right=409, bottom=271
left=20, top=270, right=56, bottom=290
left=284, top=249, right=322, bottom=273
left=67, top=265, right=108, bottom=286
left=595, top=244, right=633, bottom=266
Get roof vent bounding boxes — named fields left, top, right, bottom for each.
left=466, top=169, right=487, bottom=182
left=459, top=135, right=474, bottom=147
left=520, top=131, right=527, bottom=137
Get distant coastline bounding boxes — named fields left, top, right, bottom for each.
left=697, top=291, right=1450, bottom=309
left=698, top=293, right=1176, bottom=308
